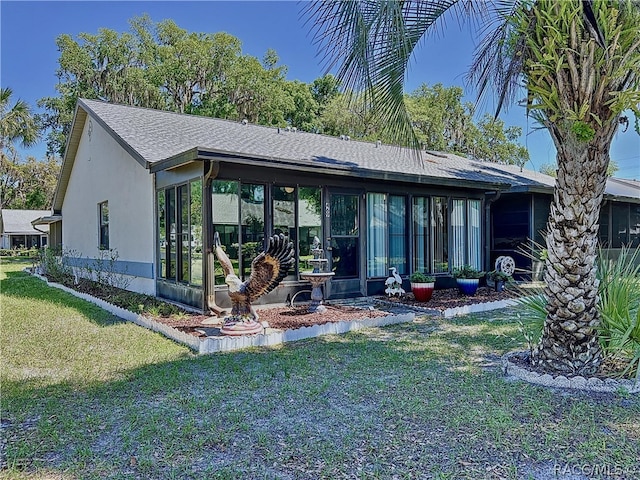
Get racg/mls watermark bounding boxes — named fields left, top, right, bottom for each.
left=553, top=463, right=639, bottom=478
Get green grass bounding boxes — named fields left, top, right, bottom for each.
left=2, top=258, right=639, bottom=479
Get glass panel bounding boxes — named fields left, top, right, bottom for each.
left=99, top=202, right=109, bottom=250
left=298, top=187, right=322, bottom=275
left=190, top=180, right=203, bottom=286
left=331, top=194, right=358, bottom=236
left=598, top=201, right=610, bottom=247
left=413, top=196, right=429, bottom=274
left=367, top=193, right=387, bottom=277
left=467, top=199, right=482, bottom=270
left=332, top=237, right=359, bottom=278
left=631, top=204, right=640, bottom=248
left=157, top=190, right=167, bottom=279
left=611, top=203, right=629, bottom=248
left=389, top=195, right=406, bottom=275
left=331, top=193, right=359, bottom=279
left=451, top=199, right=466, bottom=269
left=212, top=180, right=239, bottom=285
left=178, top=185, right=189, bottom=283
left=431, top=196, right=448, bottom=273
left=241, top=183, right=265, bottom=280
left=273, top=185, right=297, bottom=279
left=167, top=188, right=176, bottom=280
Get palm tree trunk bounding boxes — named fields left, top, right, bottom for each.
left=531, top=129, right=611, bottom=376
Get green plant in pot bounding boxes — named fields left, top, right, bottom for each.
left=452, top=265, right=484, bottom=296
left=410, top=271, right=436, bottom=302
left=487, top=270, right=511, bottom=292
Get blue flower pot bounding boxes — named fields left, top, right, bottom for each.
left=456, top=278, right=479, bottom=296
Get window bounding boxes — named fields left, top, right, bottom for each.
left=467, top=199, right=482, bottom=270
left=157, top=180, right=202, bottom=286
left=612, top=203, right=630, bottom=248
left=273, top=185, right=297, bottom=280
left=367, top=193, right=407, bottom=278
left=241, top=183, right=265, bottom=280
left=451, top=199, right=466, bottom=269
left=212, top=180, right=240, bottom=285
left=211, top=181, right=322, bottom=284
left=298, top=187, right=322, bottom=275
left=367, top=193, right=387, bottom=277
left=413, top=196, right=429, bottom=273
left=431, top=197, right=448, bottom=273
left=99, top=201, right=109, bottom=249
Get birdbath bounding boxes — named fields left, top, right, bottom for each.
left=299, top=239, right=334, bottom=313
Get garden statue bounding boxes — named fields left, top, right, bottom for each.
left=385, top=267, right=405, bottom=297
left=214, top=231, right=295, bottom=335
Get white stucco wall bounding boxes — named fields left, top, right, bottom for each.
left=61, top=117, right=155, bottom=294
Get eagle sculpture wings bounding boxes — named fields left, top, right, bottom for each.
left=214, top=231, right=295, bottom=334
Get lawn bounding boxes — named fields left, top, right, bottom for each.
left=1, top=258, right=639, bottom=479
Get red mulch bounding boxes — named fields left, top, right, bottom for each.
left=150, top=286, right=520, bottom=338
left=382, top=286, right=518, bottom=311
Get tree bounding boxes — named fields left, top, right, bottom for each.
left=0, top=156, right=60, bottom=209
left=0, top=88, right=40, bottom=157
left=405, top=83, right=529, bottom=165
left=306, top=0, right=640, bottom=376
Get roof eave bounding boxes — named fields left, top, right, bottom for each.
left=150, top=148, right=508, bottom=191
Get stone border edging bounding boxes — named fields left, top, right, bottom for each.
left=199, top=313, right=415, bottom=354
left=502, top=351, right=639, bottom=394
left=30, top=271, right=415, bottom=354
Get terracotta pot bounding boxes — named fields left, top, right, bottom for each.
left=456, top=278, right=479, bottom=296
left=411, top=282, right=434, bottom=302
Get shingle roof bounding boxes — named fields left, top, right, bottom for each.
left=57, top=99, right=638, bottom=207
left=78, top=99, right=512, bottom=188
left=1, top=209, right=51, bottom=235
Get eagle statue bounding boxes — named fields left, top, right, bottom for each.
left=214, top=231, right=295, bottom=335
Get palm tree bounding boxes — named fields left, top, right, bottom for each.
left=306, top=0, right=640, bottom=376
left=0, top=87, right=40, bottom=156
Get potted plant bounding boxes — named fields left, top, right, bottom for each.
left=410, top=271, right=436, bottom=302
left=487, top=270, right=511, bottom=292
left=452, top=265, right=484, bottom=296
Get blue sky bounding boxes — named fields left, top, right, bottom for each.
left=1, top=0, right=638, bottom=178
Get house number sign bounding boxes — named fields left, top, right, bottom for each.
left=325, top=201, right=330, bottom=218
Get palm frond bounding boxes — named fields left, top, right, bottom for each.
left=303, top=0, right=465, bottom=149
left=466, top=0, right=529, bottom=117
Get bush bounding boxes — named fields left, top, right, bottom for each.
left=410, top=272, right=435, bottom=283
left=597, top=246, right=640, bottom=379
left=38, top=246, right=74, bottom=283
left=452, top=265, right=484, bottom=279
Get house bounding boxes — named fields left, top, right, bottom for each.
left=40, top=99, right=639, bottom=311
left=0, top=209, right=50, bottom=249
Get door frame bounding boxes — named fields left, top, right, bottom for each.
left=324, top=188, right=366, bottom=298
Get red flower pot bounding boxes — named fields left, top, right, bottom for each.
left=411, top=282, right=434, bottom=302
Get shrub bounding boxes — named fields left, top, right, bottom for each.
left=452, top=265, right=484, bottom=279
left=38, top=246, right=74, bottom=283
left=597, top=246, right=640, bottom=379
left=410, top=272, right=435, bottom=283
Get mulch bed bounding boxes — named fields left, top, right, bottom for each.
left=380, top=286, right=519, bottom=311
left=152, top=305, right=390, bottom=338
left=155, top=287, right=520, bottom=338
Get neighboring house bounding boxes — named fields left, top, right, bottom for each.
left=40, top=98, right=639, bottom=311
left=0, top=209, right=50, bottom=249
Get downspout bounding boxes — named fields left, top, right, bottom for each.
left=203, top=160, right=226, bottom=316
left=484, top=190, right=502, bottom=271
